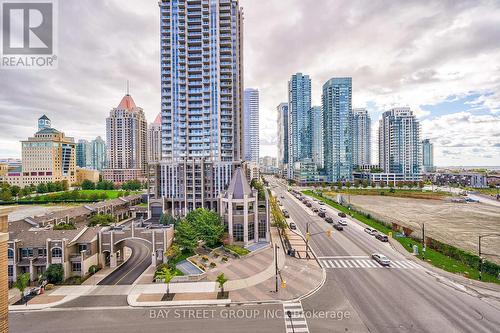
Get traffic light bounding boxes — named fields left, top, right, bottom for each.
left=326, top=229, right=332, bottom=238
left=281, top=280, right=287, bottom=289
left=306, top=232, right=310, bottom=241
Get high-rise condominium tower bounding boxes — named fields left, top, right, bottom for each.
left=104, top=93, right=147, bottom=184
left=76, top=137, right=107, bottom=170
left=379, top=107, right=422, bottom=179
left=288, top=73, right=312, bottom=177
left=311, top=106, right=324, bottom=169
left=244, top=88, right=260, bottom=163
left=421, top=139, right=435, bottom=173
left=276, top=102, right=289, bottom=176
left=322, top=77, right=353, bottom=182
left=148, top=113, right=162, bottom=163
left=157, top=0, right=243, bottom=215
left=352, top=108, right=371, bottom=168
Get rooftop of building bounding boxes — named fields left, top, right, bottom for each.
left=117, top=94, right=137, bottom=109
left=225, top=168, right=253, bottom=199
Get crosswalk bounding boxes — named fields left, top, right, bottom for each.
left=320, top=258, right=422, bottom=269
left=282, top=302, right=309, bottom=333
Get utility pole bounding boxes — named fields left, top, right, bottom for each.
left=478, top=235, right=482, bottom=281
left=305, top=222, right=310, bottom=260
left=422, top=223, right=425, bottom=260
left=275, top=244, right=279, bottom=292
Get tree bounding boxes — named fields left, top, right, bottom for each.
left=0, top=189, right=12, bottom=202
left=15, top=273, right=30, bottom=303
left=62, top=180, right=69, bottom=191
left=216, top=273, right=228, bottom=295
left=155, top=266, right=174, bottom=297
left=174, top=220, right=198, bottom=252
left=81, top=179, right=95, bottom=190
left=165, top=244, right=181, bottom=262
left=336, top=181, right=342, bottom=190
left=345, top=181, right=352, bottom=189
left=37, top=183, right=48, bottom=194
left=10, top=185, right=20, bottom=198
left=88, top=214, right=115, bottom=227
left=185, top=208, right=224, bottom=248
left=44, top=264, right=64, bottom=284
left=160, top=213, right=177, bottom=226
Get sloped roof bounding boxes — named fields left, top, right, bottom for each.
left=225, top=168, right=253, bottom=199
left=36, top=127, right=60, bottom=134
left=117, top=94, right=137, bottom=109
left=39, top=115, right=50, bottom=120
left=153, top=112, right=161, bottom=124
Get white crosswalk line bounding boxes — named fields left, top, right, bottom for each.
left=390, top=261, right=401, bottom=268
left=373, top=260, right=384, bottom=268
left=350, top=260, right=360, bottom=268
left=339, top=260, right=348, bottom=268
left=364, top=260, right=377, bottom=268
left=328, top=260, right=337, bottom=268
left=397, top=261, right=411, bottom=269
left=406, top=261, right=421, bottom=269
left=322, top=260, right=330, bottom=268
left=356, top=259, right=367, bottom=268
left=345, top=260, right=354, bottom=268
left=283, top=302, right=309, bottom=333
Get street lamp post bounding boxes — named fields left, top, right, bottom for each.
left=286, top=310, right=295, bottom=333
left=275, top=244, right=279, bottom=292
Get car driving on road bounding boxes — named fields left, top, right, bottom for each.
left=319, top=207, right=327, bottom=212
left=376, top=234, right=389, bottom=242
left=289, top=222, right=297, bottom=230
left=325, top=217, right=334, bottom=223
left=318, top=211, right=326, bottom=218
left=364, top=227, right=377, bottom=235
left=372, top=253, right=391, bottom=266
left=283, top=210, right=290, bottom=218
left=338, top=220, right=347, bottom=226
left=338, top=212, right=347, bottom=218
left=333, top=224, right=343, bottom=231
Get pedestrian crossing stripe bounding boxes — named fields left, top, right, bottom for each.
left=283, top=302, right=310, bottom=333
left=320, top=259, right=421, bottom=269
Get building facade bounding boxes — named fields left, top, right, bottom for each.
left=276, top=102, right=289, bottom=177
left=288, top=73, right=312, bottom=178
left=148, top=113, right=162, bottom=163
left=154, top=0, right=244, bottom=216
left=322, top=77, right=353, bottom=182
left=311, top=106, right=324, bottom=169
left=243, top=88, right=260, bottom=163
left=352, top=108, right=371, bottom=168
left=76, top=139, right=92, bottom=169
left=0, top=115, right=76, bottom=187
left=104, top=93, right=147, bottom=184
left=421, top=139, right=435, bottom=173
left=378, top=107, right=422, bottom=180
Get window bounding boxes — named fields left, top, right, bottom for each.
left=7, top=249, right=14, bottom=259
left=248, top=222, right=254, bottom=241
left=51, top=247, right=62, bottom=258
left=8, top=265, right=13, bottom=277
left=21, top=248, right=33, bottom=258
left=233, top=224, right=243, bottom=242
left=38, top=248, right=47, bottom=257
left=259, top=219, right=267, bottom=239
left=72, top=262, right=81, bottom=272
left=78, top=244, right=87, bottom=253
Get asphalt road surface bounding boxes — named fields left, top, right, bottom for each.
left=269, top=177, right=500, bottom=333
left=98, top=238, right=152, bottom=285
left=9, top=304, right=286, bottom=333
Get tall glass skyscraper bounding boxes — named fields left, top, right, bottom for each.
left=276, top=102, right=289, bottom=176
left=288, top=73, right=312, bottom=177
left=352, top=108, right=371, bottom=168
left=157, top=0, right=243, bottom=215
left=311, top=106, right=324, bottom=169
left=379, top=107, right=421, bottom=179
left=243, top=88, right=259, bottom=163
left=421, top=139, right=435, bottom=173
left=322, top=77, right=353, bottom=182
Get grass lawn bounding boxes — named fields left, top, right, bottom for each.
left=322, top=188, right=448, bottom=200
left=224, top=244, right=250, bottom=256
left=303, top=190, right=500, bottom=285
left=78, top=190, right=140, bottom=199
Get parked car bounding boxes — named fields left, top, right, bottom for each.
left=333, top=224, right=344, bottom=231
left=376, top=234, right=389, bottom=242
left=319, top=207, right=327, bottom=212
left=306, top=202, right=312, bottom=208
left=338, top=212, right=347, bottom=218
left=325, top=217, right=334, bottom=223
left=283, top=210, right=290, bottom=218
left=289, top=222, right=297, bottom=230
left=364, top=227, right=377, bottom=235
left=372, top=253, right=391, bottom=266
left=312, top=208, right=319, bottom=213
left=318, top=201, right=325, bottom=205
left=318, top=212, right=326, bottom=218
left=338, top=220, right=347, bottom=226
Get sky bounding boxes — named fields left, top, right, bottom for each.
left=1, top=0, right=499, bottom=166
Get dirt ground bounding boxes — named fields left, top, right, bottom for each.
left=346, top=195, right=500, bottom=264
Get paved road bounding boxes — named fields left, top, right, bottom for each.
left=269, top=177, right=500, bottom=333
left=98, top=239, right=152, bottom=285
left=9, top=304, right=285, bottom=333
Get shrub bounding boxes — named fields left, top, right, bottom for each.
left=45, top=284, right=54, bottom=290
left=209, top=262, right=217, bottom=268
left=53, top=223, right=76, bottom=230
left=202, top=255, right=209, bottom=262
left=88, top=265, right=101, bottom=275
left=221, top=256, right=228, bottom=262
left=44, top=264, right=64, bottom=284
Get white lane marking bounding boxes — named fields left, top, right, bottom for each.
left=339, top=260, right=348, bottom=268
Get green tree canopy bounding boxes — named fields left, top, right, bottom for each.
left=185, top=208, right=224, bottom=248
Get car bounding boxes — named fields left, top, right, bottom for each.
left=333, top=224, right=343, bottom=231
left=280, top=195, right=285, bottom=199
left=364, top=227, right=376, bottom=235
left=338, top=220, right=347, bottom=226
left=319, top=207, right=327, bottom=212
left=306, top=202, right=312, bottom=208
left=372, top=253, right=391, bottom=266
left=283, top=210, right=290, bottom=218
left=376, top=234, right=389, bottom=242
left=318, top=201, right=325, bottom=205
left=325, top=217, right=334, bottom=223
left=338, top=212, right=347, bottom=218
left=318, top=212, right=326, bottom=218
left=312, top=208, right=319, bottom=213
left=289, top=222, right=297, bottom=230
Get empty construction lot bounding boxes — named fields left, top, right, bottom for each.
left=347, top=195, right=500, bottom=264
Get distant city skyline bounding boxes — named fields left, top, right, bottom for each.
left=0, top=0, right=499, bottom=166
